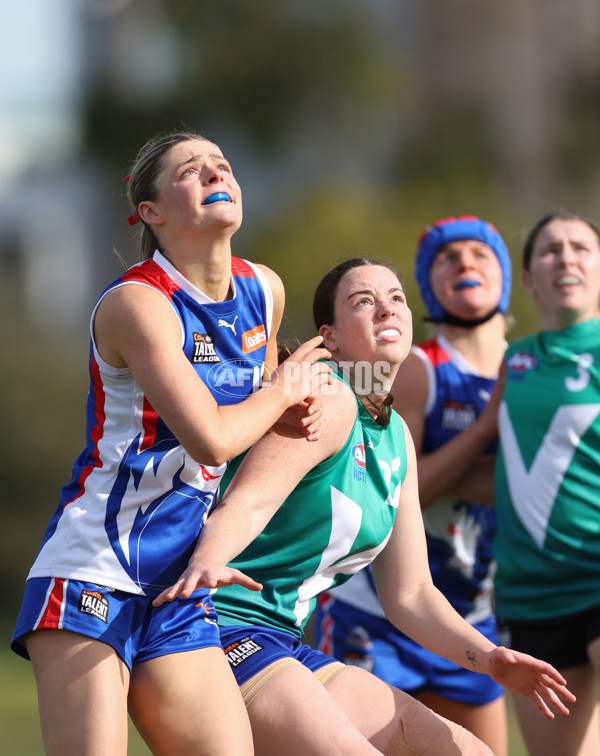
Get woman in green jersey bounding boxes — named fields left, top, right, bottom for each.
left=495, top=210, right=600, bottom=756
left=315, top=216, right=511, bottom=755
left=158, top=258, right=574, bottom=756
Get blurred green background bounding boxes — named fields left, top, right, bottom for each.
left=2, top=1, right=600, bottom=752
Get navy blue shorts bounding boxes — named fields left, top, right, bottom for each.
left=219, top=624, right=335, bottom=687
left=12, top=577, right=221, bottom=671
left=315, top=595, right=503, bottom=705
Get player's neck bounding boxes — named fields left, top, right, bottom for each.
left=162, top=239, right=233, bottom=301
left=439, top=314, right=506, bottom=377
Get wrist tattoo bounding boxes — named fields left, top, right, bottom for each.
left=466, top=650, right=478, bottom=668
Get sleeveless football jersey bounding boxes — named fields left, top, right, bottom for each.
left=495, top=319, right=600, bottom=620
left=213, top=369, right=408, bottom=638
left=330, top=335, right=497, bottom=622
left=27, top=251, right=273, bottom=597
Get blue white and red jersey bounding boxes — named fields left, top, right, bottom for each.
left=26, top=251, right=273, bottom=598
left=411, top=335, right=498, bottom=620
left=328, top=335, right=498, bottom=622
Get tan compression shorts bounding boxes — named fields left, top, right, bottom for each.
left=239, top=658, right=345, bottom=706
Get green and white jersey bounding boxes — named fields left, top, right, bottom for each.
left=214, top=372, right=408, bottom=638
left=495, top=319, right=600, bottom=620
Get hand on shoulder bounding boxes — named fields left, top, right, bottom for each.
left=271, top=370, right=358, bottom=463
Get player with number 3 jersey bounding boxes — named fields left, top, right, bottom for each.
left=495, top=210, right=600, bottom=756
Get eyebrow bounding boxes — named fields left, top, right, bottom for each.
left=178, top=153, right=228, bottom=169
left=440, top=241, right=490, bottom=252
left=347, top=287, right=404, bottom=299
left=540, top=238, right=591, bottom=247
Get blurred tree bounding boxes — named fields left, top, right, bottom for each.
left=240, top=180, right=537, bottom=344
left=168, top=1, right=394, bottom=152
left=557, top=68, right=600, bottom=187
left=0, top=289, right=89, bottom=633
left=83, top=0, right=401, bottom=163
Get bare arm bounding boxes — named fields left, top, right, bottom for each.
left=372, top=423, right=574, bottom=719
left=392, top=350, right=501, bottom=508
left=152, top=377, right=358, bottom=604
left=94, top=280, right=331, bottom=467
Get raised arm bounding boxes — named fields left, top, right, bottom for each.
left=372, top=422, right=575, bottom=719
left=93, top=281, right=331, bottom=467
left=392, top=351, right=500, bottom=508
left=152, top=376, right=358, bottom=604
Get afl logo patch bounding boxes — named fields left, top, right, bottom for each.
left=507, top=352, right=538, bottom=372
left=353, top=443, right=366, bottom=469
left=352, top=443, right=367, bottom=482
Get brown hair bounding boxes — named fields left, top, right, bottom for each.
left=522, top=209, right=600, bottom=272
left=313, top=257, right=403, bottom=427
left=126, top=130, right=210, bottom=260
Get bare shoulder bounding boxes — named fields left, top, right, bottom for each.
left=94, top=283, right=181, bottom=368
left=255, top=264, right=285, bottom=331
left=269, top=372, right=358, bottom=462
left=255, top=264, right=284, bottom=301
left=398, top=416, right=417, bottom=460
left=319, top=373, right=357, bottom=419
left=234, top=373, right=358, bottom=487
left=96, top=280, right=175, bottom=320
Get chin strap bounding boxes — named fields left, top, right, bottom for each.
left=424, top=306, right=500, bottom=329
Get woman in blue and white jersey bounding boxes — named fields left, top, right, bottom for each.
left=11, top=130, right=330, bottom=756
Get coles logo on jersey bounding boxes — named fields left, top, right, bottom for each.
left=192, top=333, right=221, bottom=364
left=507, top=352, right=538, bottom=372
left=440, top=400, right=476, bottom=432
left=353, top=443, right=367, bottom=483
left=223, top=637, right=264, bottom=668
left=242, top=324, right=267, bottom=354
left=78, top=589, right=108, bottom=623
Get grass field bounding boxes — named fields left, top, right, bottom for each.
left=1, top=641, right=530, bottom=756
